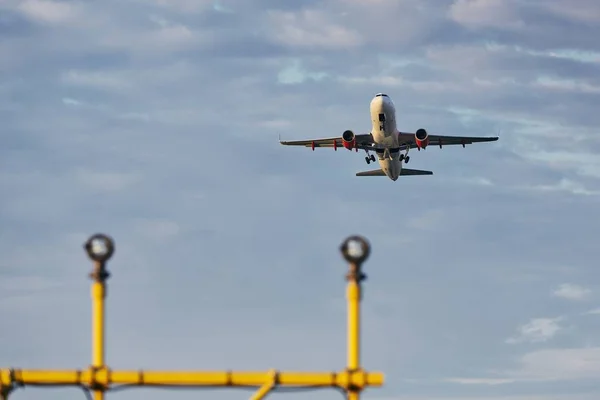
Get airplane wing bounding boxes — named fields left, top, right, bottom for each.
left=279, top=134, right=374, bottom=151
left=356, top=168, right=433, bottom=177
left=397, top=132, right=498, bottom=149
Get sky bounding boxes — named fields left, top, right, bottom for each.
left=1, top=0, right=600, bottom=400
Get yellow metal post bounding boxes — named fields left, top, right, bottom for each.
left=0, top=233, right=384, bottom=399
left=347, top=274, right=361, bottom=370
left=341, top=236, right=369, bottom=400
left=91, top=268, right=107, bottom=400
left=86, top=234, right=113, bottom=400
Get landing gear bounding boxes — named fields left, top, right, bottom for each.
left=399, top=146, right=410, bottom=164
left=364, top=151, right=376, bottom=164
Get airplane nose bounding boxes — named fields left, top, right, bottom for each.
left=370, top=96, right=384, bottom=112
left=370, top=96, right=384, bottom=107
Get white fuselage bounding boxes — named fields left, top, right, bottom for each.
left=369, top=94, right=402, bottom=181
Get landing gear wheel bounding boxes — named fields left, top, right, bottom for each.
left=365, top=156, right=371, bottom=164
left=404, top=156, right=410, bottom=164
left=370, top=154, right=375, bottom=162
left=399, top=154, right=405, bottom=161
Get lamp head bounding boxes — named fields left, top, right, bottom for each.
left=340, top=235, right=370, bottom=265
left=84, top=233, right=115, bottom=263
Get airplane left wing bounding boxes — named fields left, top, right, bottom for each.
left=279, top=133, right=374, bottom=151
left=398, top=131, right=498, bottom=149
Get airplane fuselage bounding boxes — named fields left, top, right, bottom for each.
left=369, top=93, right=403, bottom=181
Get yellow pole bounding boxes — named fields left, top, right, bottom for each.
left=90, top=258, right=109, bottom=400
left=346, top=267, right=363, bottom=400
left=347, top=278, right=361, bottom=371
left=340, top=235, right=369, bottom=400
left=92, top=277, right=106, bottom=400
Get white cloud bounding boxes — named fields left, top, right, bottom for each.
left=277, top=59, right=328, bottom=85
left=506, top=317, right=563, bottom=344
left=524, top=179, right=600, bottom=197
left=542, top=0, right=600, bottom=24
left=448, top=0, right=525, bottom=30
left=445, top=347, right=600, bottom=384
left=533, top=77, right=600, bottom=94
left=513, top=149, right=600, bottom=180
left=511, top=347, right=600, bottom=381
left=96, top=22, right=204, bottom=55
left=16, top=0, right=82, bottom=25
left=266, top=9, right=364, bottom=49
left=152, top=0, right=214, bottom=13
left=553, top=284, right=592, bottom=301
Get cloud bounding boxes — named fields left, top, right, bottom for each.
left=383, top=396, right=599, bottom=400
left=448, top=0, right=525, bottom=30
left=266, top=9, right=364, bottom=49
left=542, top=0, right=600, bottom=25
left=444, top=347, right=600, bottom=385
left=519, top=179, right=600, bottom=197
left=16, top=0, right=82, bottom=25
left=553, top=284, right=592, bottom=301
left=506, top=317, right=563, bottom=344
left=511, top=347, right=600, bottom=382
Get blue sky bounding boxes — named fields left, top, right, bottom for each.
left=1, top=0, right=600, bottom=399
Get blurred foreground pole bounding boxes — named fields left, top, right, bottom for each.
left=0, top=234, right=384, bottom=400
left=341, top=236, right=370, bottom=400
left=86, top=234, right=113, bottom=400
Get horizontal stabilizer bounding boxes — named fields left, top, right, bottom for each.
left=400, top=168, right=433, bottom=176
left=356, top=167, right=433, bottom=177
left=356, top=169, right=386, bottom=176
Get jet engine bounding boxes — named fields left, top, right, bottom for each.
left=342, top=130, right=356, bottom=150
left=415, top=128, right=429, bottom=149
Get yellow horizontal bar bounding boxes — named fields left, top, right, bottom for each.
left=0, top=369, right=384, bottom=389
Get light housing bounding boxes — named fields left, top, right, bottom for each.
left=84, top=233, right=115, bottom=263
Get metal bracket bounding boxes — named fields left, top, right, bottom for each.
left=249, top=369, right=278, bottom=400
left=0, top=369, right=20, bottom=400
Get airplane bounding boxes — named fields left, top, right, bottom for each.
left=279, top=93, right=499, bottom=181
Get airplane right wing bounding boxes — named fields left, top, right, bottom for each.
left=356, top=168, right=433, bottom=177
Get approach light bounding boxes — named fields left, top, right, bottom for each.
left=340, top=235, right=370, bottom=265
left=84, top=233, right=115, bottom=263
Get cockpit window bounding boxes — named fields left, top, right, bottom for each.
left=375, top=93, right=388, bottom=97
